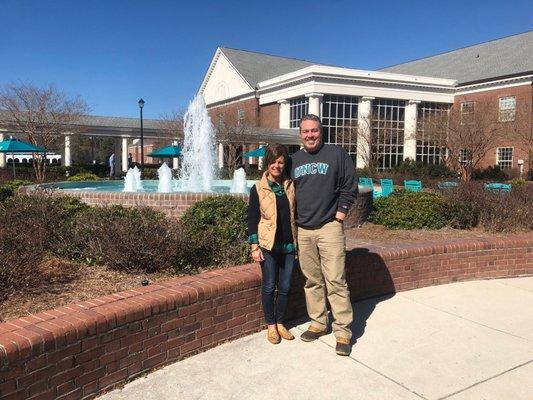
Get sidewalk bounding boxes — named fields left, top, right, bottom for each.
left=99, top=277, right=533, bottom=400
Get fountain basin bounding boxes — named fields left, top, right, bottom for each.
left=22, top=182, right=373, bottom=222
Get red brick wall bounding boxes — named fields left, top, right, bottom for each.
left=207, top=98, right=260, bottom=127
left=454, top=83, right=532, bottom=172
left=22, top=190, right=249, bottom=220
left=1, top=235, right=532, bottom=399
left=259, top=103, right=279, bottom=129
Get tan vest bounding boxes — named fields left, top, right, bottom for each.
left=256, top=172, right=297, bottom=251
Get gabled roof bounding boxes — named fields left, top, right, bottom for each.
left=219, top=47, right=327, bottom=88
left=380, top=31, right=533, bottom=85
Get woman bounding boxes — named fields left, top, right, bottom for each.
left=247, top=144, right=297, bottom=344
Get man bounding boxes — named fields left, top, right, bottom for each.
left=290, top=114, right=357, bottom=356
left=108, top=153, right=116, bottom=178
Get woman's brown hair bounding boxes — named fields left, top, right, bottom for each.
left=264, top=144, right=289, bottom=173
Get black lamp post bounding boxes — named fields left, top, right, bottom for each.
left=138, top=98, right=145, bottom=170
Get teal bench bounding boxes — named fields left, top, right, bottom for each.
left=404, top=180, right=422, bottom=192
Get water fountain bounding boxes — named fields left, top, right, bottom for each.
left=179, top=95, right=216, bottom=192
left=124, top=166, right=144, bottom=192
left=230, top=168, right=247, bottom=194
left=157, top=163, right=173, bottom=193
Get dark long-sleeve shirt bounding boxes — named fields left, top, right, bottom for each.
left=247, top=182, right=295, bottom=252
left=290, top=144, right=357, bottom=228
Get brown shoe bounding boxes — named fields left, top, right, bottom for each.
left=267, top=325, right=281, bottom=344
left=335, top=337, right=351, bottom=356
left=276, top=324, right=295, bottom=340
left=300, top=325, right=327, bottom=342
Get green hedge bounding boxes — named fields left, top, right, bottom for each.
left=369, top=189, right=448, bottom=229
left=180, top=195, right=249, bottom=265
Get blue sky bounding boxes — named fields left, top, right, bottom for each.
left=1, top=0, right=531, bottom=119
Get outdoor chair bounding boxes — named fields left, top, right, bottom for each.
left=484, top=182, right=512, bottom=193
left=358, top=177, right=374, bottom=188
left=379, top=178, right=394, bottom=197
left=437, top=181, right=459, bottom=190
left=404, top=180, right=423, bottom=192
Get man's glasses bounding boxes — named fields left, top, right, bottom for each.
left=301, top=128, right=320, bottom=134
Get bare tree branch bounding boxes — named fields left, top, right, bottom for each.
left=0, top=82, right=90, bottom=181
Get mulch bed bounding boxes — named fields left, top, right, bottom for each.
left=0, top=223, right=526, bottom=322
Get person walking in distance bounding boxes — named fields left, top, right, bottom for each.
left=290, top=114, right=357, bottom=356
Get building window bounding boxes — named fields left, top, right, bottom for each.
left=459, top=149, right=471, bottom=165
left=499, top=96, right=516, bottom=122
left=371, top=99, right=405, bottom=170
left=460, top=101, right=475, bottom=124
left=496, top=147, right=513, bottom=169
left=416, top=102, right=449, bottom=165
left=237, top=108, right=245, bottom=125
left=289, top=97, right=309, bottom=128
left=322, top=95, right=359, bottom=160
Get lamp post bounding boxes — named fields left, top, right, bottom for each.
left=138, top=98, right=145, bottom=170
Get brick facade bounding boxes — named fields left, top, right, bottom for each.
left=259, top=102, right=279, bottom=129
left=207, top=98, right=260, bottom=127
left=454, top=83, right=532, bottom=173
left=1, top=235, right=532, bottom=399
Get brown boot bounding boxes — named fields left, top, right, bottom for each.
left=335, top=337, right=351, bottom=356
left=276, top=324, right=295, bottom=340
left=267, top=325, right=281, bottom=344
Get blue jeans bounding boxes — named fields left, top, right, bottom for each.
left=260, top=249, right=295, bottom=324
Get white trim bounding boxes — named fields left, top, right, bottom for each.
left=199, top=48, right=254, bottom=100
left=206, top=94, right=256, bottom=109
left=257, top=65, right=457, bottom=90
left=456, top=76, right=533, bottom=95
left=258, top=79, right=455, bottom=105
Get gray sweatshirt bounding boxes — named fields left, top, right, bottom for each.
left=290, top=144, right=358, bottom=228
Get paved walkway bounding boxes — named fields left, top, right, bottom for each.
left=99, top=277, right=533, bottom=400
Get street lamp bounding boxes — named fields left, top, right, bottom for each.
left=138, top=98, right=145, bottom=170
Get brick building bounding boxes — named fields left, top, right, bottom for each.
left=199, top=31, right=532, bottom=174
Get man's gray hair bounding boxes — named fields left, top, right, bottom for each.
left=299, top=114, right=323, bottom=131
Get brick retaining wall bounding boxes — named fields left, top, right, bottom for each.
left=1, top=235, right=531, bottom=399
left=26, top=188, right=373, bottom=222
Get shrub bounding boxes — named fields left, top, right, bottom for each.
left=0, top=180, right=31, bottom=202
left=508, top=178, right=527, bottom=187
left=392, top=159, right=456, bottom=179
left=171, top=222, right=217, bottom=274
left=441, top=181, right=533, bottom=232
left=0, top=193, right=80, bottom=293
left=478, top=184, right=533, bottom=232
left=369, top=189, right=448, bottom=229
left=67, top=172, right=101, bottom=182
left=180, top=195, right=249, bottom=265
left=71, top=206, right=176, bottom=272
left=472, top=165, right=508, bottom=181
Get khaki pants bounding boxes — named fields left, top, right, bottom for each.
left=298, top=221, right=353, bottom=340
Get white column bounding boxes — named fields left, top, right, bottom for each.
left=306, top=93, right=323, bottom=118
left=172, top=140, right=179, bottom=170
left=278, top=100, right=290, bottom=129
left=218, top=143, right=224, bottom=168
left=0, top=132, right=5, bottom=168
left=121, top=137, right=128, bottom=172
left=64, top=134, right=72, bottom=167
left=258, top=144, right=264, bottom=170
left=403, top=100, right=420, bottom=161
left=356, top=96, right=374, bottom=169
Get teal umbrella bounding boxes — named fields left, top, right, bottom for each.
left=0, top=138, right=46, bottom=179
left=148, top=145, right=182, bottom=158
left=243, top=147, right=266, bottom=158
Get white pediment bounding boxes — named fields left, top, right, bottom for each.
left=200, top=49, right=254, bottom=105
